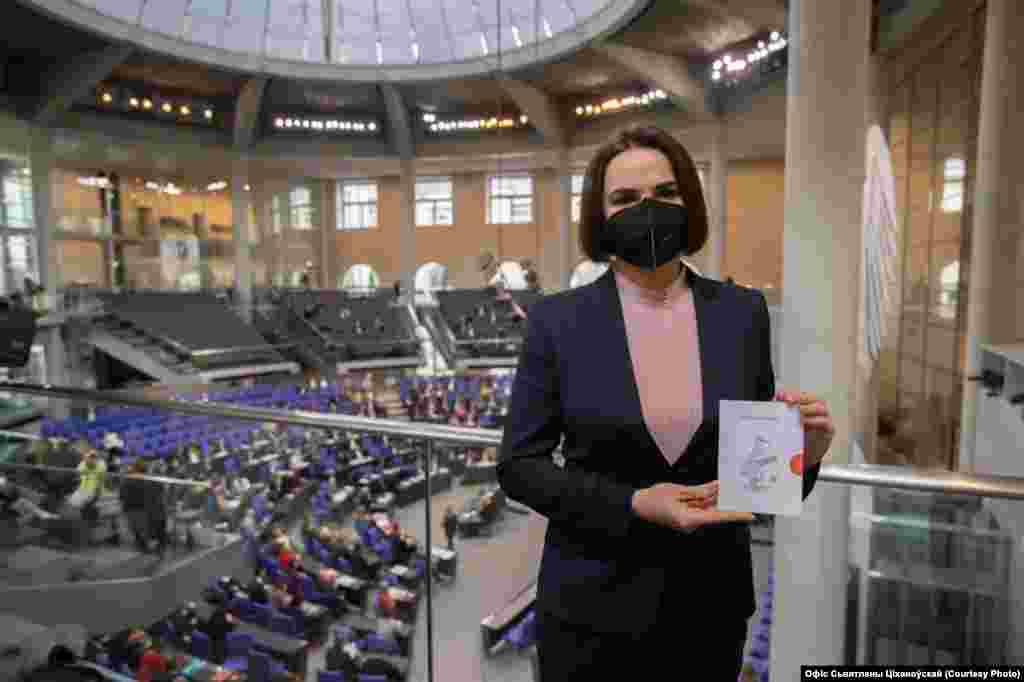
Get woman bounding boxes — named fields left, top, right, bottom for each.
left=498, top=125, right=834, bottom=680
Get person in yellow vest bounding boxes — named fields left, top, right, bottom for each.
left=68, top=442, right=107, bottom=513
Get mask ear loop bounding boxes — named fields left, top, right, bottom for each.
left=648, top=200, right=657, bottom=269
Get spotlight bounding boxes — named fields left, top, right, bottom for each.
left=129, top=97, right=140, bottom=108
left=771, top=31, right=780, bottom=41
left=520, top=115, right=528, bottom=124
left=423, top=113, right=436, bottom=123
left=180, top=105, right=191, bottom=116
left=162, top=102, right=173, bottom=113
left=368, top=122, right=377, bottom=131
left=575, top=106, right=583, bottom=115
left=275, top=117, right=285, bottom=127
left=101, top=92, right=113, bottom=103
left=142, top=98, right=153, bottom=110
left=204, top=109, right=213, bottom=120
left=244, top=185, right=251, bottom=191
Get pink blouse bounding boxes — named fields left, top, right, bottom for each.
left=614, top=268, right=703, bottom=466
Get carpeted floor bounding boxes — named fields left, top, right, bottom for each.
left=295, top=479, right=775, bottom=682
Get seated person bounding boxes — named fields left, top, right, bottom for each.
left=106, top=628, right=150, bottom=672
left=324, top=639, right=361, bottom=679
left=269, top=582, right=296, bottom=611
left=0, top=475, right=58, bottom=522
left=67, top=444, right=107, bottom=515
left=136, top=637, right=175, bottom=682
left=246, top=573, right=270, bottom=604
left=206, top=478, right=230, bottom=523
left=199, top=595, right=238, bottom=664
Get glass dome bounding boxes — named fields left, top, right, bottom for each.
left=38, top=0, right=647, bottom=81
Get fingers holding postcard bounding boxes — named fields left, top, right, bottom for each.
left=717, top=400, right=804, bottom=517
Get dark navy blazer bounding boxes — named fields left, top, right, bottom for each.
left=497, top=264, right=821, bottom=634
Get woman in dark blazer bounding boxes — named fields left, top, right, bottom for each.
left=498, top=125, right=835, bottom=680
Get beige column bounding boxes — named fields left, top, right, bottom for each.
left=958, top=0, right=1024, bottom=471
left=231, top=161, right=252, bottom=322
left=706, top=119, right=727, bottom=279
left=556, top=149, right=573, bottom=290
left=770, top=0, right=871, bottom=677
left=398, top=160, right=416, bottom=296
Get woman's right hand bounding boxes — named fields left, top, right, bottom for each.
left=631, top=482, right=754, bottom=532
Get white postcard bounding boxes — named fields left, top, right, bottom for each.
left=717, top=400, right=804, bottom=516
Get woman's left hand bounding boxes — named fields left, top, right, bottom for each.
left=775, top=389, right=834, bottom=468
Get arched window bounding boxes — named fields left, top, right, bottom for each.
left=938, top=260, right=959, bottom=318
left=569, top=260, right=609, bottom=288
left=493, top=260, right=528, bottom=290
left=177, top=271, right=202, bottom=291
left=341, top=264, right=379, bottom=291
left=414, top=262, right=448, bottom=293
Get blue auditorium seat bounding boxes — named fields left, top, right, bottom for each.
left=224, top=632, right=254, bottom=672
left=190, top=630, right=212, bottom=660
left=319, top=672, right=345, bottom=682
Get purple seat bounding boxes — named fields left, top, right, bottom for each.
left=224, top=632, right=254, bottom=672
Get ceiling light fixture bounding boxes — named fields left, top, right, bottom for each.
left=101, top=92, right=113, bottom=103
left=129, top=97, right=140, bottom=108
left=204, top=109, right=213, bottom=120
left=575, top=89, right=668, bottom=117
left=711, top=31, right=788, bottom=84
left=162, top=102, right=173, bottom=113
left=142, top=98, right=153, bottom=110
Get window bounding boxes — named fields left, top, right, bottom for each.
left=415, top=177, right=453, bottom=226
left=488, top=175, right=533, bottom=224
left=5, top=235, right=36, bottom=289
left=1, top=168, right=33, bottom=229
left=941, top=157, right=964, bottom=213
left=290, top=186, right=314, bottom=229
left=414, top=262, right=448, bottom=293
left=571, top=173, right=584, bottom=223
left=341, top=264, right=379, bottom=290
left=337, top=181, right=378, bottom=230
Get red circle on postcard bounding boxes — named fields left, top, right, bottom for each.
left=790, top=452, right=804, bottom=475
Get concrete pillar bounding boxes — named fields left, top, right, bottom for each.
left=231, top=164, right=253, bottom=322
left=320, top=179, right=332, bottom=289
left=398, top=160, right=416, bottom=297
left=706, top=120, right=728, bottom=280
left=958, top=0, right=1024, bottom=472
left=770, top=0, right=870, bottom=677
left=29, top=129, right=58, bottom=294
left=557, top=149, right=573, bottom=290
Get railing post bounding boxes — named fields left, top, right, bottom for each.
left=423, top=439, right=436, bottom=682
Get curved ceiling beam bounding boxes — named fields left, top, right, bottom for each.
left=380, top=84, right=415, bottom=160
left=234, top=77, right=268, bottom=150
left=33, top=43, right=133, bottom=126
left=686, top=0, right=786, bottom=33
left=497, top=78, right=566, bottom=147
left=595, top=43, right=710, bottom=120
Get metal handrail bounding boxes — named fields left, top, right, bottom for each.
left=0, top=461, right=211, bottom=488
left=190, top=343, right=297, bottom=358
left=816, top=463, right=1024, bottom=500
left=0, top=381, right=503, bottom=448
left=3, top=381, right=1024, bottom=500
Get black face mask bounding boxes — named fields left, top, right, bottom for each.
left=604, top=198, right=687, bottom=270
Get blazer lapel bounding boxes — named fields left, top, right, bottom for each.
left=596, top=268, right=651, bottom=447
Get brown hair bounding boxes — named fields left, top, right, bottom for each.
left=579, top=125, right=708, bottom=262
